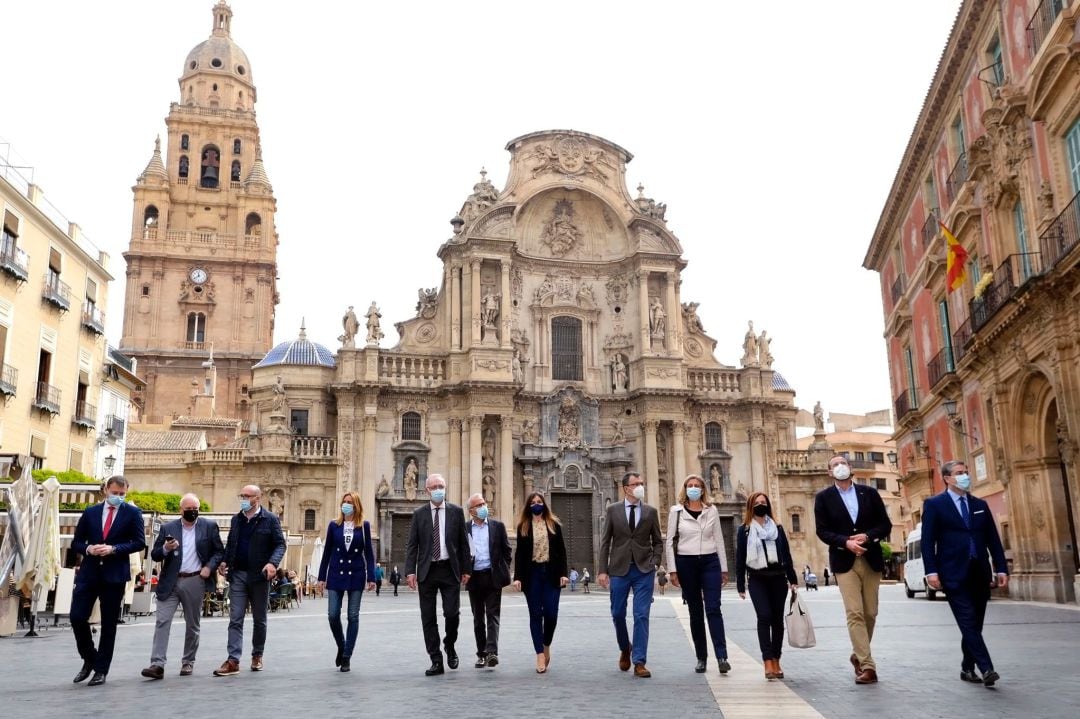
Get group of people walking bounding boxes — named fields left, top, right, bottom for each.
left=67, top=452, right=1009, bottom=689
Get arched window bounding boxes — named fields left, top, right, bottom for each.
left=199, top=145, right=221, bottom=188
left=186, top=312, right=206, bottom=343
left=180, top=134, right=190, bottom=151
left=233, top=138, right=242, bottom=155
left=231, top=161, right=241, bottom=182
left=401, top=411, right=421, bottom=441
left=791, top=513, right=801, bottom=533
left=704, top=422, right=723, bottom=450
left=551, top=316, right=583, bottom=381
left=304, top=509, right=316, bottom=531
left=178, top=155, right=189, bottom=178
left=143, top=205, right=159, bottom=227
left=245, top=212, right=262, bottom=236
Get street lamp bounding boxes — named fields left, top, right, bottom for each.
left=103, top=455, right=116, bottom=476
left=886, top=450, right=898, bottom=467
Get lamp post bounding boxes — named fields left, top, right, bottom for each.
left=103, top=454, right=116, bottom=477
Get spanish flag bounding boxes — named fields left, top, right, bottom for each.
left=941, top=221, right=969, bottom=293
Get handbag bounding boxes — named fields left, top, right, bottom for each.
left=671, top=509, right=683, bottom=554
left=785, top=590, right=816, bottom=648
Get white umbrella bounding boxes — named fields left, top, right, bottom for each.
left=307, top=537, right=323, bottom=583
left=16, top=476, right=61, bottom=598
left=0, top=463, right=38, bottom=581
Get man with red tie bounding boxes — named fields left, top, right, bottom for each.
left=70, top=476, right=147, bottom=686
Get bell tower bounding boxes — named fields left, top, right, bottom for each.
left=120, top=1, right=278, bottom=424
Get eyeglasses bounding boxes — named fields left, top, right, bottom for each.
left=238, top=494, right=257, bottom=500
left=469, top=503, right=486, bottom=510
left=627, top=481, right=644, bottom=487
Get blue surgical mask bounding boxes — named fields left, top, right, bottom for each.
left=475, top=506, right=489, bottom=520
left=106, top=494, right=125, bottom=507
left=430, top=489, right=446, bottom=503
left=530, top=504, right=545, bottom=515
left=240, top=499, right=252, bottom=512
left=953, top=473, right=971, bottom=491
left=686, top=487, right=703, bottom=501
left=341, top=503, right=354, bottom=516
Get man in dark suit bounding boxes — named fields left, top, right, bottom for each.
left=213, top=484, right=286, bottom=677
left=464, top=492, right=511, bottom=669
left=597, top=471, right=664, bottom=678
left=405, top=472, right=471, bottom=676
left=814, top=454, right=892, bottom=684
left=70, top=475, right=147, bottom=686
left=923, top=460, right=1009, bottom=687
left=141, top=493, right=224, bottom=679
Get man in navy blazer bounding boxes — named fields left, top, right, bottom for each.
left=405, top=472, right=471, bottom=676
left=922, top=460, right=1009, bottom=687
left=464, top=492, right=512, bottom=668
left=141, top=493, right=224, bottom=679
left=814, top=454, right=892, bottom=684
left=70, top=475, right=147, bottom=686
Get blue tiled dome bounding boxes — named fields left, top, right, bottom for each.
left=254, top=325, right=335, bottom=369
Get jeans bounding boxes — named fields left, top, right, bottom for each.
left=747, top=572, right=788, bottom=660
left=227, top=570, right=269, bottom=662
left=327, top=589, right=363, bottom=657
left=524, top=563, right=561, bottom=654
left=675, top=553, right=728, bottom=660
left=609, top=564, right=654, bottom=665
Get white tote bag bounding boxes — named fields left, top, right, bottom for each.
left=785, top=590, right=816, bottom=649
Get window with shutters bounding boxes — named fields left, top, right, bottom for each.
left=704, top=422, right=723, bottom=450
left=401, top=411, right=421, bottom=441
left=304, top=509, right=316, bottom=531
left=551, top=316, right=583, bottom=381
left=48, top=247, right=62, bottom=283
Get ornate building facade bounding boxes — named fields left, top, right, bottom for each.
left=865, top=0, right=1080, bottom=603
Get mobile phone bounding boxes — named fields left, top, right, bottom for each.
left=165, top=535, right=175, bottom=542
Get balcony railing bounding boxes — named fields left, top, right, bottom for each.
left=1027, top=0, right=1067, bottom=57
left=776, top=450, right=811, bottom=471
left=104, top=414, right=126, bottom=439
left=921, top=210, right=939, bottom=251
left=73, top=401, right=97, bottom=430
left=978, top=59, right=1006, bottom=88
left=686, top=369, right=741, bottom=394
left=849, top=459, right=877, bottom=470
left=33, top=382, right=61, bottom=414
left=180, top=341, right=206, bottom=350
left=952, top=315, right=974, bottom=363
left=890, top=273, right=906, bottom=305
left=945, top=153, right=969, bottom=206
left=81, top=302, right=106, bottom=335
left=927, top=346, right=956, bottom=389
left=0, top=363, right=16, bottom=396
left=0, top=238, right=29, bottom=282
left=379, top=354, right=446, bottom=388
left=291, top=435, right=337, bottom=459
left=42, top=273, right=72, bottom=310
left=894, top=388, right=918, bottom=421
left=1039, top=189, right=1080, bottom=269
left=970, top=253, right=1043, bottom=332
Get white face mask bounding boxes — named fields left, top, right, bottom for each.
left=832, top=464, right=851, bottom=481
left=632, top=485, right=646, bottom=501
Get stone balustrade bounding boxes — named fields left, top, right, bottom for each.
left=379, top=354, right=446, bottom=388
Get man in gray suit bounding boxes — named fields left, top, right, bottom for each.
left=141, top=493, right=225, bottom=679
left=598, top=471, right=664, bottom=678
left=405, top=473, right=471, bottom=676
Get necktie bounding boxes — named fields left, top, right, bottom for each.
left=432, top=507, right=441, bottom=561
left=628, top=504, right=637, bottom=533
left=103, top=505, right=116, bottom=539
left=960, top=496, right=976, bottom=558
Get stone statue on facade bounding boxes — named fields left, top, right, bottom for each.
left=649, top=296, right=666, bottom=338
left=365, top=302, right=384, bottom=345
left=376, top=475, right=390, bottom=498
left=270, top=375, right=287, bottom=412
left=268, top=489, right=285, bottom=521
left=341, top=305, right=359, bottom=348
left=512, top=349, right=524, bottom=383
left=558, top=396, right=581, bottom=448
left=521, top=418, right=538, bottom=444
left=577, top=283, right=597, bottom=307
left=741, top=321, right=759, bottom=367
left=483, top=426, right=496, bottom=470
left=813, top=401, right=825, bottom=432
left=416, top=288, right=438, bottom=319
left=534, top=276, right=556, bottom=305
left=612, top=354, right=628, bottom=391
left=483, top=473, right=497, bottom=508
left=481, top=292, right=500, bottom=337
left=403, top=458, right=418, bottom=500
left=709, top=464, right=722, bottom=494
left=759, top=330, right=773, bottom=368
left=682, top=301, right=704, bottom=334
left=539, top=199, right=583, bottom=256
left=610, top=418, right=625, bottom=446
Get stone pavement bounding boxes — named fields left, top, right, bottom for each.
left=0, top=584, right=1077, bottom=718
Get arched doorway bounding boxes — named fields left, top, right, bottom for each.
left=1044, top=399, right=1079, bottom=601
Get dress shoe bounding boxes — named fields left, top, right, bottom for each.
left=960, top=669, right=982, bottom=683
left=251, top=656, right=264, bottom=672
left=336, top=647, right=344, bottom=667
left=339, top=657, right=350, bottom=673
left=180, top=663, right=194, bottom=676
left=774, top=660, right=785, bottom=679
left=855, top=668, right=879, bottom=684
left=618, top=646, right=632, bottom=672
left=850, top=653, right=861, bottom=676
left=88, top=672, right=107, bottom=687
left=425, top=662, right=445, bottom=676
left=695, top=658, right=707, bottom=673
left=73, top=662, right=94, bottom=683
left=475, top=656, right=488, bottom=668
left=140, top=665, right=165, bottom=680
left=213, top=659, right=240, bottom=677
left=485, top=654, right=499, bottom=668
left=446, top=648, right=459, bottom=670
left=764, top=658, right=777, bottom=679
left=982, top=670, right=1000, bottom=687
left=718, top=658, right=731, bottom=674
left=633, top=663, right=652, bottom=678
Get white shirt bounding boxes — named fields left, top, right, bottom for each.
left=665, top=504, right=728, bottom=572
left=101, top=501, right=119, bottom=532
left=344, top=520, right=355, bottom=551
left=179, top=520, right=202, bottom=574
left=624, top=498, right=642, bottom=527
left=430, top=502, right=449, bottom=561
left=835, top=482, right=859, bottom=524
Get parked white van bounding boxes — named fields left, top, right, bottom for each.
left=904, top=522, right=944, bottom=600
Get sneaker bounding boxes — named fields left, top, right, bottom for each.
left=213, top=659, right=240, bottom=677
left=251, top=656, right=264, bottom=672
left=486, top=654, right=499, bottom=668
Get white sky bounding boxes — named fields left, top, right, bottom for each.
left=3, top=0, right=962, bottom=416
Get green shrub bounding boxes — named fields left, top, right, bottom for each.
left=126, top=491, right=210, bottom=513
left=880, top=541, right=893, bottom=560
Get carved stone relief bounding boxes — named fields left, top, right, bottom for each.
left=528, top=135, right=609, bottom=182
left=539, top=199, right=583, bottom=256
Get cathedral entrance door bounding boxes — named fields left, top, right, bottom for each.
left=551, top=493, right=593, bottom=575
left=390, top=513, right=411, bottom=574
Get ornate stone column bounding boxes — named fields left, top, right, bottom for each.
left=470, top=260, right=482, bottom=347
left=665, top=272, right=679, bottom=354
left=748, top=426, right=765, bottom=494
left=672, top=421, right=688, bottom=485
left=469, top=414, right=483, bottom=500
left=449, top=417, right=463, bottom=506
left=638, top=270, right=650, bottom=354
left=500, top=415, right=514, bottom=519
left=500, top=261, right=512, bottom=349
left=642, top=419, right=660, bottom=507
left=361, top=414, right=379, bottom=535
left=451, top=264, right=462, bottom=350
left=460, top=417, right=471, bottom=506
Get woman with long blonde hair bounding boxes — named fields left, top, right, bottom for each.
left=317, top=492, right=376, bottom=672
left=511, top=492, right=568, bottom=673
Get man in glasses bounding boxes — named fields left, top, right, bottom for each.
left=464, top=493, right=511, bottom=669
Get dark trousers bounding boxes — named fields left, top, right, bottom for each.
left=418, top=561, right=461, bottom=660
left=227, top=570, right=270, bottom=662
left=524, top=562, right=561, bottom=654
left=466, top=569, right=502, bottom=657
left=747, top=572, right=788, bottom=660
left=70, top=580, right=125, bottom=674
left=675, top=553, right=728, bottom=660
left=945, top=560, right=994, bottom=673
left=391, top=581, right=400, bottom=596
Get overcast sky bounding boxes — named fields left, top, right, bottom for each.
left=3, top=0, right=962, bottom=417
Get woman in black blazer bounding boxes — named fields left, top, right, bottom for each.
left=512, top=492, right=568, bottom=674
left=317, top=492, right=376, bottom=672
left=734, top=492, right=799, bottom=680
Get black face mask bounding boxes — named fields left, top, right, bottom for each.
left=182, top=509, right=199, bottom=522
left=753, top=505, right=769, bottom=518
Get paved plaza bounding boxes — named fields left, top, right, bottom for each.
left=1, top=584, right=1078, bottom=718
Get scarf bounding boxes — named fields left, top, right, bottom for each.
left=746, top=517, right=779, bottom=570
